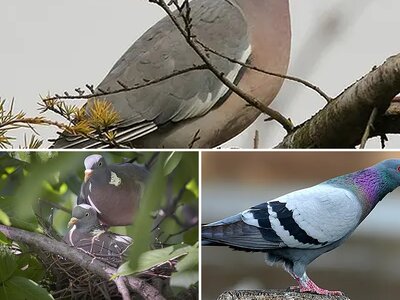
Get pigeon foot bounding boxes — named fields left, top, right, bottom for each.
left=299, top=278, right=344, bottom=296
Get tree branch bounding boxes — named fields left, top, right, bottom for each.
left=276, top=53, right=400, bottom=148
left=43, top=64, right=208, bottom=101
left=0, top=225, right=165, bottom=300
left=195, top=39, right=332, bottom=103
left=151, top=0, right=294, bottom=132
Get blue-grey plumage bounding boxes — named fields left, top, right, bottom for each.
left=77, top=154, right=151, bottom=226
left=202, top=159, right=400, bottom=295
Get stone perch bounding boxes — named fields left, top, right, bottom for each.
left=217, top=290, right=351, bottom=300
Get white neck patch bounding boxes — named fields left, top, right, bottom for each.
left=109, top=171, right=122, bottom=187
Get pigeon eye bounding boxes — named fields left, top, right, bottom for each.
left=397, top=166, right=400, bottom=172
left=85, top=213, right=89, bottom=217
left=98, top=162, right=102, bottom=167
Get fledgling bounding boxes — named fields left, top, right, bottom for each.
left=64, top=204, right=132, bottom=267
left=202, top=159, right=400, bottom=295
left=77, top=154, right=150, bottom=226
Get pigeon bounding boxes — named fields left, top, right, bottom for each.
left=77, top=154, right=150, bottom=226
left=202, top=159, right=400, bottom=295
left=64, top=204, right=132, bottom=267
left=51, top=0, right=291, bottom=149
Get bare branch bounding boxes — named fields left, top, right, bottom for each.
left=0, top=225, right=165, bottom=300
left=150, top=0, right=294, bottom=132
left=44, top=64, right=208, bottom=101
left=195, top=39, right=333, bottom=103
left=359, top=107, right=378, bottom=149
left=276, top=53, right=400, bottom=148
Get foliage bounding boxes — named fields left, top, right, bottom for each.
left=0, top=245, right=52, bottom=300
left=0, top=151, right=199, bottom=299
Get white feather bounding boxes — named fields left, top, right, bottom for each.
left=282, top=184, right=362, bottom=243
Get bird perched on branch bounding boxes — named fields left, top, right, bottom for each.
left=52, top=0, right=291, bottom=148
left=77, top=154, right=151, bottom=226
left=64, top=204, right=132, bottom=267
left=202, top=159, right=400, bottom=295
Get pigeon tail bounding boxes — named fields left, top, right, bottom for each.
left=202, top=213, right=283, bottom=251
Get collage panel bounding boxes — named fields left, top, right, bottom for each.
left=1, top=0, right=400, bottom=299
left=202, top=152, right=400, bottom=299
left=0, top=151, right=199, bottom=299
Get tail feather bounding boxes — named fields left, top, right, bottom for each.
left=202, top=213, right=284, bottom=251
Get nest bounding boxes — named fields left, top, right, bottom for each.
left=36, top=246, right=177, bottom=300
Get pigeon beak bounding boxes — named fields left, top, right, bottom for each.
left=84, top=169, right=93, bottom=182
left=68, top=217, right=78, bottom=228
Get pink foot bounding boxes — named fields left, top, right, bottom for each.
left=299, top=286, right=344, bottom=296
left=295, top=275, right=344, bottom=296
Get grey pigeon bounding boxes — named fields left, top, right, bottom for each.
left=202, top=159, right=400, bottom=295
left=64, top=204, right=132, bottom=267
left=52, top=0, right=291, bottom=149
left=77, top=154, right=150, bottom=226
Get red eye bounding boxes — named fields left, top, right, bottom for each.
left=397, top=166, right=400, bottom=172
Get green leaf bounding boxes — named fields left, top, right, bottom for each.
left=183, top=226, right=198, bottom=245
left=163, top=152, right=183, bottom=175
left=185, top=179, right=198, bottom=198
left=0, top=208, right=11, bottom=226
left=127, top=153, right=168, bottom=271
left=170, top=270, right=198, bottom=289
left=175, top=243, right=198, bottom=273
left=0, top=276, right=53, bottom=300
left=14, top=254, right=45, bottom=282
left=0, top=246, right=17, bottom=283
left=118, top=243, right=191, bottom=276
left=0, top=232, right=10, bottom=244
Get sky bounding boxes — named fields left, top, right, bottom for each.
left=1, top=0, right=400, bottom=148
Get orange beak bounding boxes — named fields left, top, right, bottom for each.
left=67, top=217, right=78, bottom=228
left=84, top=169, right=93, bottom=182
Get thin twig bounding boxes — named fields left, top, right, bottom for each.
left=360, top=107, right=379, bottom=149
left=195, top=39, right=333, bottom=103
left=44, top=65, right=208, bottom=101
left=253, top=130, right=259, bottom=149
left=115, top=277, right=131, bottom=300
left=151, top=0, right=294, bottom=132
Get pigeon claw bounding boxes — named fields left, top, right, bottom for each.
left=299, top=279, right=344, bottom=296
left=299, top=286, right=344, bottom=296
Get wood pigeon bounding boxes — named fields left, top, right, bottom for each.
left=64, top=204, right=132, bottom=267
left=52, top=0, right=291, bottom=148
left=77, top=154, right=150, bottom=226
left=202, top=159, right=400, bottom=295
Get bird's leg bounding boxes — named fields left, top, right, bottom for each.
left=294, top=273, right=344, bottom=296
left=282, top=264, right=301, bottom=292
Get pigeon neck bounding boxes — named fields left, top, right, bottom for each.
left=75, top=219, right=102, bottom=233
left=330, top=167, right=398, bottom=209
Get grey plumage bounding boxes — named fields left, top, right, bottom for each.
left=77, top=154, right=150, bottom=226
left=52, top=0, right=291, bottom=148
left=53, top=0, right=249, bottom=148
left=64, top=204, right=132, bottom=267
left=202, top=159, right=400, bottom=295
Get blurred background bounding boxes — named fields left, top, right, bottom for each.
left=202, top=151, right=400, bottom=299
left=0, top=0, right=400, bottom=148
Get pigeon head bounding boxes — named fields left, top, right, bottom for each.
left=84, top=154, right=108, bottom=182
left=68, top=204, right=100, bottom=232
left=371, top=159, right=400, bottom=187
